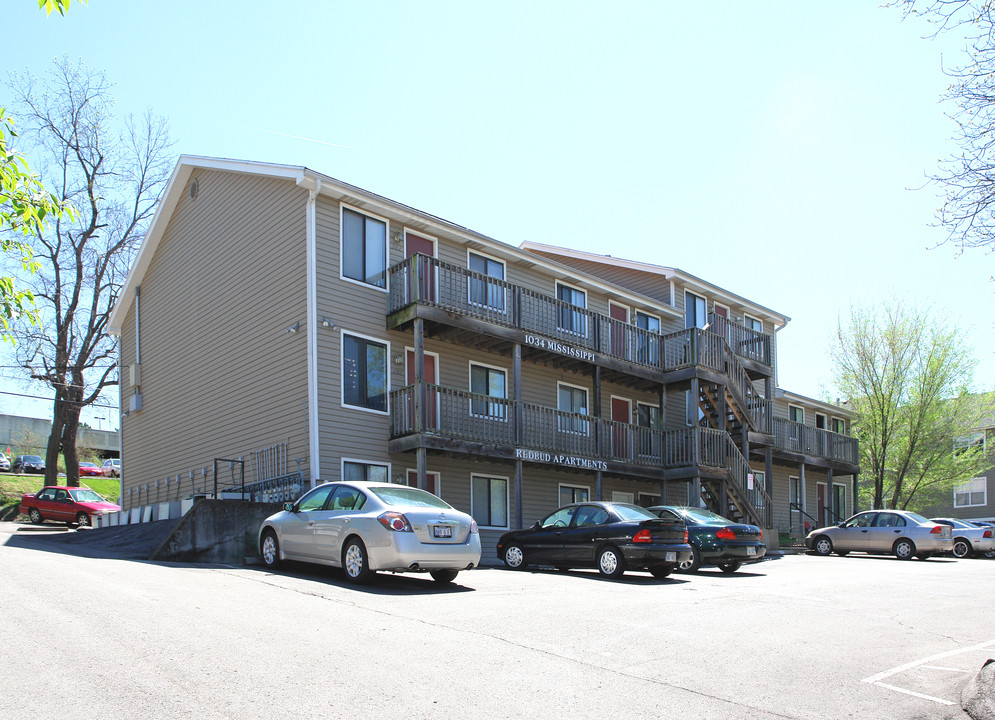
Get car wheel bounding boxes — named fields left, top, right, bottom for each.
left=719, top=561, right=742, bottom=574
left=342, top=537, right=374, bottom=584
left=74, top=512, right=90, bottom=527
left=986, top=549, right=995, bottom=559
left=650, top=564, right=674, bottom=579
left=260, top=530, right=281, bottom=569
left=952, top=539, right=972, bottom=559
left=503, top=543, right=526, bottom=570
left=28, top=507, right=43, bottom=524
left=813, top=536, right=833, bottom=556
left=677, top=546, right=701, bottom=573
left=893, top=538, right=916, bottom=560
left=597, top=546, right=626, bottom=579
left=430, top=569, right=458, bottom=584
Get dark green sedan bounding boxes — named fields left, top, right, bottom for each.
left=648, top=506, right=766, bottom=574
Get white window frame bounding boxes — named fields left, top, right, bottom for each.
left=635, top=309, right=661, bottom=332
left=832, top=481, right=847, bottom=520
left=468, top=360, right=508, bottom=421
left=340, top=329, right=390, bottom=415
left=684, top=290, right=708, bottom=329
left=955, top=431, right=986, bottom=454
left=557, top=381, right=590, bottom=435
left=466, top=249, right=507, bottom=311
left=555, top=280, right=588, bottom=336
left=405, top=468, right=441, bottom=496
left=341, top=458, right=391, bottom=483
left=559, top=483, right=591, bottom=506
left=831, top=417, right=846, bottom=435
left=788, top=404, right=805, bottom=425
left=339, top=203, right=389, bottom=293
left=743, top=314, right=763, bottom=333
left=815, top=412, right=828, bottom=430
left=471, top=472, right=510, bottom=529
left=954, top=477, right=988, bottom=508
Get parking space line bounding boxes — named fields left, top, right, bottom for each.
left=862, top=638, right=995, bottom=684
left=921, top=665, right=974, bottom=673
left=871, top=682, right=954, bottom=706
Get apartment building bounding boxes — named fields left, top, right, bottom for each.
left=107, top=156, right=859, bottom=560
left=922, top=414, right=995, bottom=523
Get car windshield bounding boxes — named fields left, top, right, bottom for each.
left=80, top=463, right=97, bottom=468
left=677, top=507, right=732, bottom=524
left=371, top=486, right=452, bottom=509
left=612, top=503, right=658, bottom=521
left=69, top=489, right=104, bottom=503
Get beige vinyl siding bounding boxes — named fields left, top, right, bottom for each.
left=118, top=170, right=309, bottom=507
left=524, top=252, right=674, bottom=307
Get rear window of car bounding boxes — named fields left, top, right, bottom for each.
left=371, top=486, right=452, bottom=509
left=612, top=504, right=658, bottom=522
left=903, top=511, right=930, bottom=524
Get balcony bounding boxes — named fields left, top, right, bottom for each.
left=771, top=417, right=859, bottom=468
left=389, top=382, right=771, bottom=526
left=387, top=254, right=773, bottom=379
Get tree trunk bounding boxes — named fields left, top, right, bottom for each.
left=61, top=412, right=81, bottom=487
left=44, top=399, right=66, bottom=486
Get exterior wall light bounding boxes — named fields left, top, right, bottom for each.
left=286, top=322, right=299, bottom=335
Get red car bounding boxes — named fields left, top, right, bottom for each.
left=19, top=486, right=120, bottom=527
left=78, top=462, right=103, bottom=477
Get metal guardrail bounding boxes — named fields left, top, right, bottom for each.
left=219, top=472, right=306, bottom=504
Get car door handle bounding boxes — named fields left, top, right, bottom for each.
left=860, top=529, right=868, bottom=533
left=308, top=521, right=316, bottom=527
left=893, top=530, right=901, bottom=533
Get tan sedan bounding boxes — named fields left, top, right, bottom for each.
left=806, top=510, right=953, bottom=560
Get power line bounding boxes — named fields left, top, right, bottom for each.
left=0, top=390, right=118, bottom=409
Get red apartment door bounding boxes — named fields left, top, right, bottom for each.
left=405, top=232, right=436, bottom=302
left=406, top=350, right=439, bottom=430
left=817, top=483, right=827, bottom=526
left=406, top=469, right=439, bottom=496
left=609, top=302, right=629, bottom=360
left=611, top=397, right=631, bottom=461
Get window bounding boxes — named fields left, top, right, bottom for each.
left=954, top=477, right=987, bottom=508
left=744, top=315, right=763, bottom=333
left=343, top=333, right=388, bottom=412
left=685, top=390, right=704, bottom=426
left=540, top=506, right=577, bottom=528
left=469, top=363, right=507, bottom=419
left=558, top=383, right=589, bottom=434
left=328, top=485, right=367, bottom=511
left=831, top=417, right=846, bottom=435
left=342, top=460, right=389, bottom=483
left=468, top=251, right=506, bottom=310
left=342, top=207, right=387, bottom=289
left=559, top=484, right=589, bottom=506
left=685, top=291, right=707, bottom=329
left=638, top=491, right=661, bottom=507
left=298, top=485, right=335, bottom=512
left=637, top=402, right=662, bottom=457
left=556, top=282, right=587, bottom=335
left=611, top=491, right=634, bottom=504
left=635, top=311, right=661, bottom=364
left=955, top=432, right=985, bottom=456
left=789, top=476, right=801, bottom=515
left=832, top=483, right=847, bottom=520
left=788, top=405, right=805, bottom=424
left=471, top=475, right=508, bottom=528
left=815, top=413, right=827, bottom=430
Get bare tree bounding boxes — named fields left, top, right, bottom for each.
left=5, top=58, right=172, bottom=486
left=891, top=0, right=995, bottom=255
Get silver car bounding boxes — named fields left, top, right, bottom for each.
left=806, top=509, right=953, bottom=560
left=930, top=518, right=995, bottom=558
left=258, top=481, right=481, bottom=584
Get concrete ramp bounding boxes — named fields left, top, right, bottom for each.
left=149, top=498, right=281, bottom=564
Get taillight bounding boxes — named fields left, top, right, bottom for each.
left=683, top=529, right=689, bottom=543
left=716, top=527, right=736, bottom=540
left=377, top=512, right=412, bottom=532
left=930, top=525, right=943, bottom=535
left=758, top=529, right=763, bottom=541
left=633, top=529, right=652, bottom=543
left=984, top=530, right=993, bottom=538
left=470, top=520, right=479, bottom=535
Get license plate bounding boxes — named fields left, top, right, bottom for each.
left=746, top=546, right=756, bottom=556
left=433, top=525, right=453, bottom=538
left=666, top=552, right=676, bottom=562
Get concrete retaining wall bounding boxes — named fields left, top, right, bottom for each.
left=149, top=498, right=281, bottom=564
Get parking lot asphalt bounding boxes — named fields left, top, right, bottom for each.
left=2, top=520, right=993, bottom=720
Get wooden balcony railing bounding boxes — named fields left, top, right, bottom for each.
left=388, top=254, right=772, bottom=373
left=390, top=383, right=772, bottom=525
left=772, top=417, right=859, bottom=465
left=707, top=312, right=772, bottom=367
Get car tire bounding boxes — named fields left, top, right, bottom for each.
left=28, top=507, right=43, bottom=524
left=74, top=512, right=90, bottom=528
left=813, top=535, right=833, bottom=556
left=260, top=530, right=281, bottom=569
left=430, top=569, right=458, bottom=584
left=503, top=543, right=526, bottom=570
left=342, top=537, right=374, bottom=584
left=893, top=538, right=916, bottom=560
left=650, top=564, right=674, bottom=579
left=952, top=539, right=972, bottom=559
left=597, top=546, right=626, bottom=579
left=986, top=549, right=995, bottom=559
left=677, top=546, right=701, bottom=573
left=719, top=561, right=742, bottom=574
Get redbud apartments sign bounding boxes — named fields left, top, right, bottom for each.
left=515, top=449, right=609, bottom=472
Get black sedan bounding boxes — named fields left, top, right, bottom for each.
left=12, top=455, right=45, bottom=474
left=496, top=502, right=692, bottom=579
left=648, top=506, right=766, bottom=574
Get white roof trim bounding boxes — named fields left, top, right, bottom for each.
left=776, top=388, right=857, bottom=418
left=520, top=241, right=790, bottom=327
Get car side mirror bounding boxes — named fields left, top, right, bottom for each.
left=532, top=521, right=541, bottom=529
left=283, top=502, right=296, bottom=513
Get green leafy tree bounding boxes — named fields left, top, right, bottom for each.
left=38, top=0, right=86, bottom=17
left=830, top=298, right=991, bottom=510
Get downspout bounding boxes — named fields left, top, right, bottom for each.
left=121, top=287, right=139, bottom=506
left=303, top=176, right=322, bottom=488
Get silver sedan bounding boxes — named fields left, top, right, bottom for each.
left=806, top=509, right=953, bottom=560
left=930, top=517, right=995, bottom=558
left=258, top=481, right=481, bottom=584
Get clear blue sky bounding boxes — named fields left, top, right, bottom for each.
left=3, top=1, right=993, bottom=430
